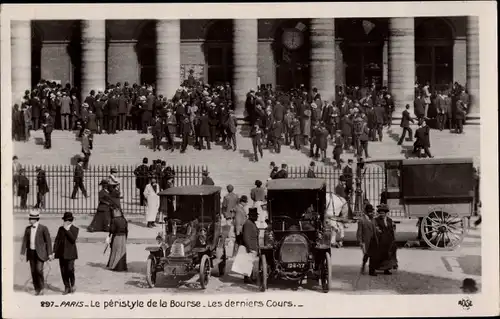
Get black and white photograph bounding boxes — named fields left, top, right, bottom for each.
left=1, top=2, right=498, bottom=318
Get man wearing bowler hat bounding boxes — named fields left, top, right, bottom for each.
left=20, top=210, right=53, bottom=295
left=53, top=212, right=79, bottom=294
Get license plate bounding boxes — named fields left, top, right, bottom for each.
left=286, top=263, right=306, bottom=269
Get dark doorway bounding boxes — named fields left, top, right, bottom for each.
left=338, top=19, right=386, bottom=89
left=415, top=18, right=454, bottom=93
left=31, top=23, right=42, bottom=88
left=136, top=20, right=157, bottom=86
left=273, top=19, right=311, bottom=91
left=67, top=21, right=82, bottom=99
left=204, top=19, right=233, bottom=86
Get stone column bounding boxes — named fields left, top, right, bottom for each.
left=388, top=18, right=415, bottom=118
left=81, top=20, right=106, bottom=97
left=382, top=40, right=388, bottom=87
left=11, top=21, right=31, bottom=105
left=157, top=20, right=181, bottom=99
left=233, top=19, right=258, bottom=118
left=310, top=18, right=336, bottom=102
left=466, top=16, right=480, bottom=116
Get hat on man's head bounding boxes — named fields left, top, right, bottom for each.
left=202, top=169, right=209, bottom=176
left=365, top=204, right=374, bottom=213
left=62, top=212, right=74, bottom=222
left=248, top=207, right=259, bottom=217
left=29, top=209, right=40, bottom=220
left=110, top=168, right=118, bottom=173
left=35, top=165, right=42, bottom=171
left=377, top=204, right=390, bottom=212
left=240, top=195, right=248, bottom=203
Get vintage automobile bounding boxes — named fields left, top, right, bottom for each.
left=366, top=157, right=477, bottom=250
left=259, top=178, right=333, bottom=293
left=144, top=185, right=227, bottom=289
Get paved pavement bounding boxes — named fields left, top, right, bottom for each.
left=12, top=225, right=481, bottom=295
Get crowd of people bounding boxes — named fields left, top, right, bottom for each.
left=12, top=74, right=471, bottom=165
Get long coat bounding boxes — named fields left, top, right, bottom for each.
left=356, top=215, right=377, bottom=253
left=143, top=183, right=160, bottom=222
left=199, top=114, right=210, bottom=137
left=53, top=225, right=79, bottom=260
left=234, top=204, right=248, bottom=236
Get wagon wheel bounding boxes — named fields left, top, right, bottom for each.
left=421, top=211, right=466, bottom=251
left=146, top=256, right=157, bottom=288
left=259, top=254, right=268, bottom=292
left=199, top=254, right=211, bottom=289
left=320, top=252, right=333, bottom=293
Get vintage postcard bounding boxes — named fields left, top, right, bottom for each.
left=1, top=2, right=498, bottom=318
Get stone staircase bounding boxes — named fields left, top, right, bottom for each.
left=14, top=123, right=480, bottom=200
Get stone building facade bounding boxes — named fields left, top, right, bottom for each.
left=11, top=17, right=479, bottom=117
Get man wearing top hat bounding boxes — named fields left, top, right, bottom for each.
left=370, top=204, right=397, bottom=276
left=242, top=207, right=260, bottom=284
left=53, top=212, right=79, bottom=294
left=20, top=210, right=53, bottom=295
left=81, top=129, right=91, bottom=170
left=17, top=168, right=30, bottom=209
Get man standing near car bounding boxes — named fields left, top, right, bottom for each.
left=242, top=207, right=259, bottom=284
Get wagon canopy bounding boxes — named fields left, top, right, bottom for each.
left=159, top=185, right=221, bottom=197
left=267, top=178, right=326, bottom=191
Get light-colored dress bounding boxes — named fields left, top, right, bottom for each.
left=143, top=183, right=160, bottom=222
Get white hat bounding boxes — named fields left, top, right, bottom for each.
left=29, top=209, right=40, bottom=219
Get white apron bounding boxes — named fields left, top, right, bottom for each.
left=325, top=193, right=348, bottom=243
left=144, top=183, right=160, bottom=222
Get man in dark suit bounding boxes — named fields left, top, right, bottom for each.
left=71, top=158, right=88, bottom=199
left=134, top=157, right=150, bottom=206
left=198, top=111, right=211, bottom=150
left=271, top=119, right=283, bottom=153
left=373, top=103, right=385, bottom=142
left=151, top=115, right=163, bottom=152
left=242, top=208, right=260, bottom=284
left=35, top=166, right=49, bottom=209
left=274, top=163, right=288, bottom=179
left=108, top=94, right=119, bottom=134
left=20, top=210, right=53, bottom=295
left=226, top=109, right=238, bottom=151
left=414, top=120, right=433, bottom=158
left=398, top=104, right=414, bottom=145
left=201, top=170, right=215, bottom=185
left=17, top=168, right=30, bottom=209
left=117, top=94, right=128, bottom=131
left=180, top=115, right=191, bottom=153
left=41, top=110, right=54, bottom=149
left=53, top=212, right=79, bottom=294
left=356, top=204, right=377, bottom=275
left=414, top=93, right=425, bottom=120
left=250, top=124, right=264, bottom=162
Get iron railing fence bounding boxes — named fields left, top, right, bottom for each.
left=288, top=165, right=386, bottom=210
left=13, top=164, right=207, bottom=215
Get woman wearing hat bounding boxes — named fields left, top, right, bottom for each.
left=87, top=180, right=113, bottom=232
left=370, top=204, right=397, bottom=276
left=53, top=212, right=79, bottom=294
left=106, top=209, right=128, bottom=272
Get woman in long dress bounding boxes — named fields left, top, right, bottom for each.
left=107, top=209, right=128, bottom=272
left=370, top=204, right=398, bottom=275
left=87, top=180, right=113, bottom=232
left=143, top=177, right=160, bottom=228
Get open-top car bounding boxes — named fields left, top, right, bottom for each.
left=260, top=178, right=333, bottom=293
left=144, top=185, right=227, bottom=289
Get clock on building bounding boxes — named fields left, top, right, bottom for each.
left=282, top=29, right=304, bottom=50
